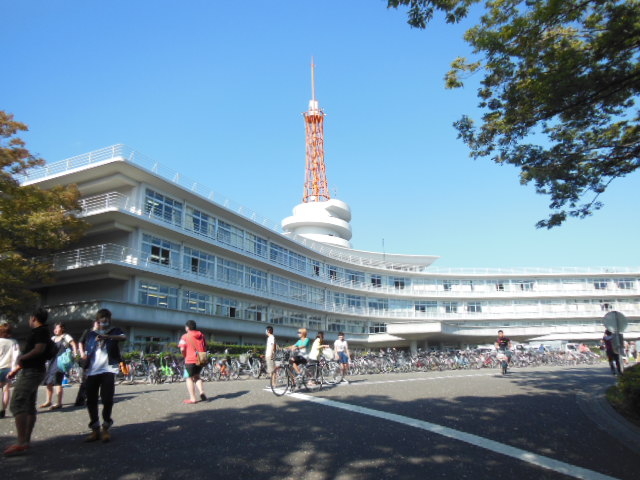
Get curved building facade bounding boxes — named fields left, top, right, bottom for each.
left=19, top=145, right=640, bottom=351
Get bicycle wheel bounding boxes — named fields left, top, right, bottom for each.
left=271, top=366, right=289, bottom=396
left=323, top=361, right=343, bottom=384
left=250, top=359, right=261, bottom=379
left=228, top=361, right=240, bottom=380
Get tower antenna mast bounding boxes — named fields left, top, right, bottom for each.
left=303, top=58, right=330, bottom=203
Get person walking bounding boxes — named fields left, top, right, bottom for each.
left=0, top=322, right=20, bottom=419
left=333, top=332, right=351, bottom=383
left=265, top=326, right=276, bottom=387
left=603, top=329, right=622, bottom=375
left=41, top=322, right=77, bottom=410
left=81, top=309, right=126, bottom=443
left=3, top=308, right=51, bottom=456
left=178, top=320, right=207, bottom=404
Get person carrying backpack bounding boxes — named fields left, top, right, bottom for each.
left=4, top=308, right=51, bottom=456
left=40, top=322, right=77, bottom=410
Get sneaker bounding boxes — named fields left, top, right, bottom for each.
left=84, top=429, right=100, bottom=442
left=0, top=410, right=5, bottom=418
left=200, top=393, right=207, bottom=401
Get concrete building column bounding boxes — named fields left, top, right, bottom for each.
left=410, top=340, right=418, bottom=355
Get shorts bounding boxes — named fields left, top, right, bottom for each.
left=51, top=371, right=65, bottom=386
left=184, top=364, right=203, bottom=378
left=291, top=355, right=307, bottom=366
left=10, top=368, right=46, bottom=416
left=266, top=359, right=276, bottom=375
left=0, top=368, right=10, bottom=383
left=338, top=352, right=349, bottom=364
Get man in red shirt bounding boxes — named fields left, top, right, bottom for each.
left=179, top=320, right=207, bottom=404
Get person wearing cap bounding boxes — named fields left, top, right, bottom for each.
left=603, top=329, right=622, bottom=375
left=3, top=308, right=51, bottom=456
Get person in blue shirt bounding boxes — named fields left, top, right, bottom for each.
left=287, top=328, right=310, bottom=377
left=80, top=309, right=125, bottom=443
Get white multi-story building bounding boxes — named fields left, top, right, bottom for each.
left=20, top=145, right=640, bottom=351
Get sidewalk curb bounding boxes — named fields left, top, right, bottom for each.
left=577, top=385, right=640, bottom=455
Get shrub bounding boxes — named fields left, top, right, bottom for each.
left=618, top=364, right=640, bottom=416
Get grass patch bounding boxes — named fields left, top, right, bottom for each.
left=607, top=364, right=640, bottom=429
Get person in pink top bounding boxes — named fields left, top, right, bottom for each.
left=178, top=320, right=207, bottom=404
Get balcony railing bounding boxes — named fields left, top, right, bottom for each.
left=46, top=243, right=640, bottom=323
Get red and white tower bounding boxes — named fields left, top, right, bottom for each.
left=282, top=60, right=353, bottom=248
left=303, top=59, right=330, bottom=203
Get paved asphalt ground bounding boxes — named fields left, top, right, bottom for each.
left=1, top=364, right=639, bottom=480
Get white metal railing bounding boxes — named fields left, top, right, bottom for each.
left=76, top=192, right=640, bottom=299
left=21, top=144, right=640, bottom=275
left=46, top=243, right=640, bottom=323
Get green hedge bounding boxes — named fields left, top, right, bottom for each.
left=618, top=364, right=640, bottom=415
left=122, top=343, right=265, bottom=361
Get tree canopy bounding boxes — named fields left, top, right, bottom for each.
left=0, top=111, right=87, bottom=321
left=388, top=0, right=640, bottom=227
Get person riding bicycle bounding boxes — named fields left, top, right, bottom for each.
left=495, top=330, right=513, bottom=364
left=287, top=328, right=310, bottom=378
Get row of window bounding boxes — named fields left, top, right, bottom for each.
left=137, top=280, right=368, bottom=333
left=143, top=189, right=638, bottom=295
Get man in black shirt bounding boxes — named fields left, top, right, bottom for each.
left=4, top=308, right=50, bottom=456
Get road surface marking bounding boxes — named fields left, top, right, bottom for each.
left=288, top=392, right=620, bottom=480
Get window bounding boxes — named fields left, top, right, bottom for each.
left=182, top=290, right=213, bottom=314
left=329, top=266, right=338, bottom=281
left=216, top=297, right=238, bottom=317
left=183, top=247, right=215, bottom=277
left=415, top=301, right=437, bottom=313
left=467, top=302, right=482, bottom=313
left=245, top=267, right=267, bottom=291
left=142, top=234, right=180, bottom=269
left=368, top=323, right=387, bottom=334
left=517, top=281, right=534, bottom=291
left=346, top=295, right=363, bottom=308
left=144, top=189, right=183, bottom=226
left=594, top=280, right=608, bottom=290
left=371, top=274, right=382, bottom=288
left=244, top=232, right=268, bottom=257
left=393, top=277, right=407, bottom=289
left=289, top=251, right=307, bottom=272
left=495, top=282, right=505, bottom=291
left=217, top=220, right=244, bottom=249
left=217, top=258, right=244, bottom=286
left=346, top=269, right=365, bottom=285
left=270, top=244, right=287, bottom=266
left=332, top=292, right=345, bottom=306
left=368, top=298, right=388, bottom=311
left=311, top=261, right=321, bottom=276
left=138, top=281, right=178, bottom=309
left=185, top=207, right=213, bottom=236
left=444, top=302, right=458, bottom=313
left=443, top=280, right=458, bottom=291
left=271, top=275, right=289, bottom=297
left=617, top=279, right=634, bottom=289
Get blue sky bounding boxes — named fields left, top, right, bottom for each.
left=3, top=1, right=639, bottom=269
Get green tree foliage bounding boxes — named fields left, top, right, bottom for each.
left=388, top=0, right=640, bottom=227
left=0, top=111, right=87, bottom=321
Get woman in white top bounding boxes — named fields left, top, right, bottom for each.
left=41, top=322, right=77, bottom=410
left=0, top=321, right=20, bottom=418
